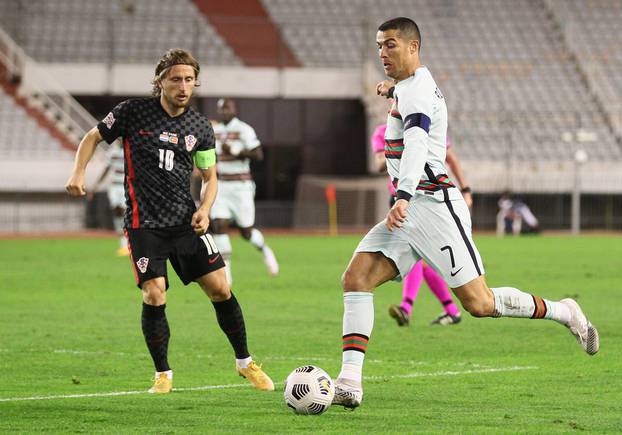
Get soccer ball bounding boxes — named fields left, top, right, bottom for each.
left=283, top=365, right=335, bottom=415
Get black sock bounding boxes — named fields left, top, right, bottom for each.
left=212, top=293, right=249, bottom=359
left=141, top=303, right=171, bottom=372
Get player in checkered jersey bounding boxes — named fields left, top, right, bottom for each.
left=210, top=98, right=279, bottom=284
left=332, top=17, right=599, bottom=409
left=90, top=141, right=129, bottom=256
left=66, top=49, right=274, bottom=394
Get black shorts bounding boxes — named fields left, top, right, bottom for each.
left=124, top=225, right=225, bottom=289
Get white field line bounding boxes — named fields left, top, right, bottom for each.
left=0, top=383, right=252, bottom=403
left=366, top=365, right=538, bottom=381
left=41, top=350, right=448, bottom=367
left=0, top=365, right=537, bottom=403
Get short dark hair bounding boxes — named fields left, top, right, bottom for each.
left=152, top=48, right=200, bottom=96
left=378, top=17, right=422, bottom=50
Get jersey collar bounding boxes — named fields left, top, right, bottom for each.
left=156, top=97, right=190, bottom=119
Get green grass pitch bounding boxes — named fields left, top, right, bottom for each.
left=1, top=234, right=620, bottom=433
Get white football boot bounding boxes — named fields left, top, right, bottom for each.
left=560, top=298, right=599, bottom=355
left=262, top=246, right=279, bottom=276
left=332, top=378, right=363, bottom=409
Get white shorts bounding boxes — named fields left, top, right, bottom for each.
left=107, top=184, right=126, bottom=209
left=356, top=189, right=484, bottom=288
left=210, top=180, right=256, bottom=228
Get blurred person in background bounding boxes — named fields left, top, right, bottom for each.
left=497, top=191, right=540, bottom=236
left=210, top=98, right=279, bottom=283
left=65, top=49, right=274, bottom=395
left=89, top=141, right=129, bottom=256
left=512, top=198, right=540, bottom=234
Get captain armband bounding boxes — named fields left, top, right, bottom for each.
left=193, top=149, right=216, bottom=169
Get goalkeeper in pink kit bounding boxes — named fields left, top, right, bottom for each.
left=371, top=122, right=472, bottom=326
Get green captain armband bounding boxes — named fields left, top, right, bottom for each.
left=193, top=149, right=216, bottom=169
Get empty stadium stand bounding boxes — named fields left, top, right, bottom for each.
left=262, top=0, right=622, bottom=162
left=0, top=86, right=67, bottom=158
left=548, top=0, right=622, bottom=139
left=192, top=0, right=299, bottom=67
left=0, top=0, right=241, bottom=65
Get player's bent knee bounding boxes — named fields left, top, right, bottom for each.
left=341, top=268, right=368, bottom=292
left=208, top=284, right=231, bottom=302
left=141, top=281, right=166, bottom=306
left=196, top=270, right=231, bottom=302
left=461, top=299, right=489, bottom=317
left=459, top=293, right=494, bottom=317
left=454, top=277, right=495, bottom=317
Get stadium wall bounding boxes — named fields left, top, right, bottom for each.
left=75, top=95, right=369, bottom=188
left=24, top=62, right=363, bottom=99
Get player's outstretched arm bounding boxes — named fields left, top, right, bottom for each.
left=191, top=165, right=218, bottom=235
left=66, top=127, right=104, bottom=196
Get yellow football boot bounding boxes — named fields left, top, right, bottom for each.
left=236, top=361, right=274, bottom=391
left=148, top=372, right=172, bottom=394
left=116, top=246, right=130, bottom=257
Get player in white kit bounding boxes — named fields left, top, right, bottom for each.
left=91, top=141, right=128, bottom=256
left=332, top=17, right=599, bottom=409
left=210, top=98, right=279, bottom=283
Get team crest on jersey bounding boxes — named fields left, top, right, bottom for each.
left=102, top=112, right=115, bottom=129
left=136, top=257, right=149, bottom=274
left=185, top=135, right=197, bottom=151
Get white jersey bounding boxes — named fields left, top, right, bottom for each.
left=357, top=68, right=484, bottom=288
left=213, top=117, right=261, bottom=175
left=107, top=143, right=125, bottom=185
left=385, top=66, right=454, bottom=200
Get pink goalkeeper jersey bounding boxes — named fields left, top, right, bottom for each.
left=372, top=123, right=452, bottom=196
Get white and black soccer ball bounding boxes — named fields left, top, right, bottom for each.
left=283, top=365, right=335, bottom=415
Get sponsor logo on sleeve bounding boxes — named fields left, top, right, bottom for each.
left=185, top=135, right=197, bottom=151
left=102, top=112, right=115, bottom=129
